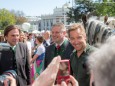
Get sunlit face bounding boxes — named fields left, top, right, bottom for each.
left=28, top=34, right=33, bottom=40
left=19, top=32, right=25, bottom=42
left=35, top=38, right=40, bottom=45
left=5, top=29, right=20, bottom=46
left=69, top=29, right=86, bottom=52
left=43, top=32, right=48, bottom=40
left=51, top=26, right=65, bottom=44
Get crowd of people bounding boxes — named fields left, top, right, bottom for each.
left=0, top=22, right=115, bottom=86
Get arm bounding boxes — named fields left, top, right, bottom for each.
left=31, top=45, right=44, bottom=64
left=90, top=71, right=94, bottom=86
left=44, top=46, right=49, bottom=69
left=30, top=54, right=39, bottom=64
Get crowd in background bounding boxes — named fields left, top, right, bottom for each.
left=0, top=19, right=115, bottom=86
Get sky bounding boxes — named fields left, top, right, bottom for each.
left=0, top=0, right=72, bottom=16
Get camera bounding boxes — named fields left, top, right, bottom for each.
left=0, top=43, right=11, bottom=51
left=0, top=43, right=14, bottom=74
left=0, top=70, right=17, bottom=86
left=56, top=60, right=70, bottom=84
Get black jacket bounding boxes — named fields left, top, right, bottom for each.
left=0, top=42, right=30, bottom=86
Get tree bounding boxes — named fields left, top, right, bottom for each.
left=67, top=0, right=95, bottom=22
left=10, top=10, right=27, bottom=25
left=15, top=16, right=27, bottom=25
left=0, top=8, right=16, bottom=30
left=94, top=0, right=115, bottom=16
left=66, top=8, right=75, bottom=23
left=67, top=0, right=115, bottom=23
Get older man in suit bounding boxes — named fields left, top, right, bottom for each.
left=44, top=23, right=73, bottom=69
left=0, top=25, right=30, bottom=86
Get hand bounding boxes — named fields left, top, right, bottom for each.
left=30, top=59, right=34, bottom=64
left=67, top=75, right=79, bottom=86
left=54, top=75, right=79, bottom=86
left=90, top=71, right=94, bottom=86
left=6, top=76, right=16, bottom=86
left=32, top=56, right=61, bottom=86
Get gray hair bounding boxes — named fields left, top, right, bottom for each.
left=51, top=23, right=66, bottom=31
left=88, top=36, right=115, bottom=86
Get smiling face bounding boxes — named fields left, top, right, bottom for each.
left=5, top=29, right=20, bottom=46
left=68, top=24, right=87, bottom=52
left=35, top=38, right=40, bottom=45
left=51, top=26, right=66, bottom=44
left=19, top=32, right=25, bottom=42
left=43, top=31, right=50, bottom=40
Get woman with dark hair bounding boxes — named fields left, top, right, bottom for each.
left=30, top=35, right=45, bottom=83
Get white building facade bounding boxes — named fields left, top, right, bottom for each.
left=26, top=3, right=70, bottom=31
left=40, top=3, right=70, bottom=31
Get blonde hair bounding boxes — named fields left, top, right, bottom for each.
left=67, top=23, right=86, bottom=37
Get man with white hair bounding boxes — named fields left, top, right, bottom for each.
left=43, top=30, right=51, bottom=47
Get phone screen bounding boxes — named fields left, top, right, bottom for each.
left=56, top=60, right=70, bottom=84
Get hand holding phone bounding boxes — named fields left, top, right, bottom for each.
left=56, top=60, right=70, bottom=84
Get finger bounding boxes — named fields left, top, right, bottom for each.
left=47, top=56, right=61, bottom=82
left=34, top=56, right=61, bottom=86
left=6, top=76, right=15, bottom=82
left=54, top=85, right=60, bottom=86
left=68, top=83, right=72, bottom=86
left=69, top=75, right=79, bottom=86
left=48, top=55, right=61, bottom=68
left=6, top=76, right=13, bottom=80
left=47, top=55, right=61, bottom=75
left=61, top=81, right=67, bottom=86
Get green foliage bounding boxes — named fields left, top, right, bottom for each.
left=0, top=8, right=16, bottom=30
left=10, top=10, right=27, bottom=24
left=95, top=1, right=115, bottom=16
left=0, top=30, right=4, bottom=34
left=66, top=8, right=75, bottom=23
left=67, top=0, right=95, bottom=22
left=15, top=16, right=27, bottom=25
left=67, top=0, right=115, bottom=23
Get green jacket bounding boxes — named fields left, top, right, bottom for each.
left=44, top=39, right=74, bottom=68
left=70, top=44, right=96, bottom=86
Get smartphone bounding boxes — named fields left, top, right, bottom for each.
left=56, top=60, right=70, bottom=84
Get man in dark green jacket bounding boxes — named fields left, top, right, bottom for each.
left=44, top=23, right=73, bottom=69
left=67, top=23, right=96, bottom=86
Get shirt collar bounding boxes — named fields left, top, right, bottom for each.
left=55, top=37, right=67, bottom=47
left=7, top=42, right=17, bottom=48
